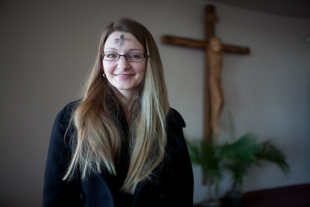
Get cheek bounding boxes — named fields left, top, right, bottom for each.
left=137, top=63, right=146, bottom=75
left=103, top=62, right=114, bottom=73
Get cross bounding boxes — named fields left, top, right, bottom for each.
left=115, top=34, right=129, bottom=45
left=161, top=5, right=250, bottom=142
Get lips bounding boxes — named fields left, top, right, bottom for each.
left=115, top=74, right=134, bottom=76
left=114, top=74, right=134, bottom=79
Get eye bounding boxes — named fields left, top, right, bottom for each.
left=104, top=52, right=118, bottom=60
left=128, top=53, right=143, bottom=60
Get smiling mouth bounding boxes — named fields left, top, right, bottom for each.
left=115, top=74, right=134, bottom=79
left=115, top=74, right=134, bottom=76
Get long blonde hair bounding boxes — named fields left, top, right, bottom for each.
left=63, top=18, right=170, bottom=194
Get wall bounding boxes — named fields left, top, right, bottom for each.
left=0, top=0, right=309, bottom=206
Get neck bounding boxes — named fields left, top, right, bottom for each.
left=112, top=88, right=138, bottom=123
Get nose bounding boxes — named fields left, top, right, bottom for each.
left=117, top=55, right=130, bottom=70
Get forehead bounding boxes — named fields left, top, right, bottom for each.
left=104, top=31, right=144, bottom=51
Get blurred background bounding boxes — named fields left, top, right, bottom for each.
left=0, top=0, right=309, bottom=206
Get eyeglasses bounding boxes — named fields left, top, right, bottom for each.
left=101, top=52, right=148, bottom=62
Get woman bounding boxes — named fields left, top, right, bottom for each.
left=43, top=18, right=193, bottom=207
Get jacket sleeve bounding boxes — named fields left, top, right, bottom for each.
left=162, top=108, right=194, bottom=206
left=43, top=103, right=82, bottom=207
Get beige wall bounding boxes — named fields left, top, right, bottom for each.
left=1, top=0, right=309, bottom=206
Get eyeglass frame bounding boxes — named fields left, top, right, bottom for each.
left=100, top=52, right=148, bottom=62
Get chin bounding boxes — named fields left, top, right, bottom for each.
left=116, top=85, right=140, bottom=92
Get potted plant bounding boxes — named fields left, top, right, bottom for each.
left=187, top=136, right=257, bottom=206
left=187, top=133, right=290, bottom=207
left=187, top=138, right=223, bottom=206
left=222, top=133, right=291, bottom=207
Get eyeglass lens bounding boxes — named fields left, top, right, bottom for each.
left=102, top=52, right=147, bottom=62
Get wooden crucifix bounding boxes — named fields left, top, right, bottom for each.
left=161, top=5, right=250, bottom=141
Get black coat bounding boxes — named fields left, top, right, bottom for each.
left=43, top=101, right=194, bottom=207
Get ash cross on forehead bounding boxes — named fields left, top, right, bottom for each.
left=114, top=34, right=129, bottom=45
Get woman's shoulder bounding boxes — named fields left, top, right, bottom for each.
left=165, top=108, right=188, bottom=159
left=165, top=108, right=187, bottom=151
left=54, top=100, right=81, bottom=127
left=167, top=108, right=186, bottom=128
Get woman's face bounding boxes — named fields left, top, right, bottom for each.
left=103, top=31, right=146, bottom=97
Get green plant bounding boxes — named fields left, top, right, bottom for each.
left=187, top=137, right=222, bottom=204
left=187, top=133, right=290, bottom=205
left=223, top=134, right=290, bottom=194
